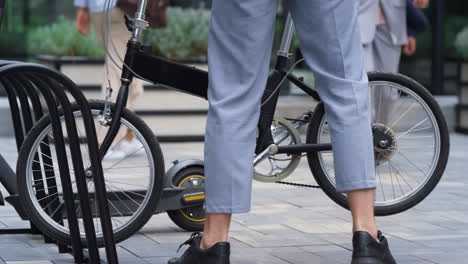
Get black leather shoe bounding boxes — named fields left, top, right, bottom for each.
left=351, top=231, right=396, bottom=264
left=168, top=232, right=230, bottom=264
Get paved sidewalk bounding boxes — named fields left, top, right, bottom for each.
left=0, top=133, right=466, bottom=263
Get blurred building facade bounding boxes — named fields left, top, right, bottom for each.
left=0, top=0, right=467, bottom=95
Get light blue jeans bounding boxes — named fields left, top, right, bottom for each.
left=205, top=0, right=376, bottom=213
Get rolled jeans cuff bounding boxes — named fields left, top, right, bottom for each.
left=336, top=180, right=376, bottom=193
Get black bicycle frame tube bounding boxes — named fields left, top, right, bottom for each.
left=255, top=56, right=290, bottom=154
left=117, top=39, right=330, bottom=158
left=99, top=41, right=209, bottom=156
left=277, top=143, right=332, bottom=154
left=131, top=49, right=208, bottom=99
left=286, top=73, right=321, bottom=101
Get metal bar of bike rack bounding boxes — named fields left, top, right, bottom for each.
left=0, top=65, right=45, bottom=235
left=0, top=79, right=24, bottom=151
left=30, top=66, right=119, bottom=263
left=37, top=74, right=102, bottom=260
left=0, top=61, right=120, bottom=263
left=3, top=76, right=58, bottom=243
left=21, top=74, right=72, bottom=250
left=22, top=72, right=86, bottom=263
left=5, top=77, right=48, bottom=204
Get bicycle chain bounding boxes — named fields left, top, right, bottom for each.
left=275, top=181, right=321, bottom=189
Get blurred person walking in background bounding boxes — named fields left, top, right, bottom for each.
left=75, top=0, right=144, bottom=159
left=358, top=0, right=430, bottom=123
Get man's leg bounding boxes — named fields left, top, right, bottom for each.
left=287, top=0, right=395, bottom=263
left=286, top=0, right=375, bottom=200
left=168, top=1, right=279, bottom=262
left=202, top=0, right=279, bottom=248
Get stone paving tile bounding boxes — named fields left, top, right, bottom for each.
left=142, top=257, right=171, bottom=264
left=0, top=134, right=465, bottom=263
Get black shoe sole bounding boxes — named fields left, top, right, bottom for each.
left=351, top=257, right=384, bottom=264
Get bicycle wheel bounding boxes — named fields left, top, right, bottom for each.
left=17, top=100, right=165, bottom=246
left=306, top=72, right=450, bottom=216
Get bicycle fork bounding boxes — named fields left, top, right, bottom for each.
left=98, top=41, right=141, bottom=159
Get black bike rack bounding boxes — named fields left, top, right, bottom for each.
left=0, top=60, right=119, bottom=264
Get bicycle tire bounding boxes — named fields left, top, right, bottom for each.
left=306, top=72, right=450, bottom=216
left=17, top=100, right=165, bottom=246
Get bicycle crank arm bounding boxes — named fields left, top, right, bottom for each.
left=253, top=144, right=279, bottom=166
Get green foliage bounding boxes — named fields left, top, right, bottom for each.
left=455, top=26, right=468, bottom=60
left=27, top=17, right=104, bottom=58
left=445, top=16, right=468, bottom=56
left=0, top=32, right=28, bottom=57
left=142, top=7, right=210, bottom=62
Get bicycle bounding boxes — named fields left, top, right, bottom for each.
left=17, top=0, right=450, bottom=246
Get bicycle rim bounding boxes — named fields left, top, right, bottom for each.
left=316, top=81, right=442, bottom=207
left=24, top=109, right=156, bottom=240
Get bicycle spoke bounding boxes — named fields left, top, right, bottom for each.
left=397, top=135, right=433, bottom=139
left=392, top=162, right=405, bottom=196
left=392, top=146, right=435, bottom=149
left=388, top=160, right=414, bottom=190
left=388, top=162, right=396, bottom=200
left=32, top=175, right=59, bottom=181
left=398, top=126, right=432, bottom=134
left=377, top=85, right=383, bottom=123
left=103, top=146, right=145, bottom=172
left=105, top=179, right=147, bottom=188
left=383, top=91, right=405, bottom=125
left=376, top=166, right=386, bottom=201
left=397, top=152, right=428, bottom=179
left=105, top=181, right=142, bottom=207
left=42, top=196, right=60, bottom=211
left=34, top=185, right=57, bottom=193
left=33, top=159, right=55, bottom=169
left=105, top=183, right=137, bottom=214
left=106, top=165, right=150, bottom=170
left=395, top=118, right=429, bottom=140
left=37, top=192, right=60, bottom=203
left=387, top=102, right=417, bottom=133
left=50, top=206, right=64, bottom=223
left=101, top=171, right=147, bottom=178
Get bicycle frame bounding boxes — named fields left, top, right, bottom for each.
left=101, top=4, right=333, bottom=161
